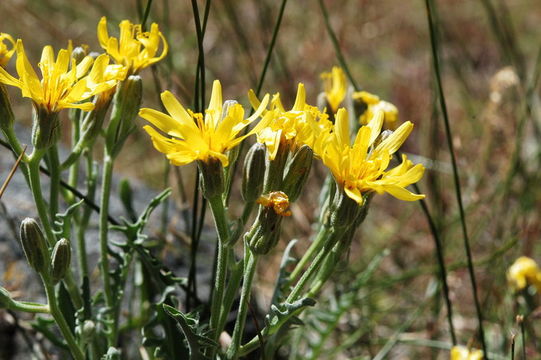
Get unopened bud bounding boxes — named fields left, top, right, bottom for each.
left=282, top=145, right=313, bottom=202
left=198, top=157, right=224, bottom=200
left=106, top=75, right=142, bottom=157
left=81, top=320, right=95, bottom=341
left=249, top=191, right=291, bottom=255
left=242, top=143, right=266, bottom=202
left=19, top=218, right=49, bottom=273
left=50, top=238, right=71, bottom=284
left=0, top=84, right=14, bottom=131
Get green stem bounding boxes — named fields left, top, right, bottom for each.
left=76, top=153, right=95, bottom=281
left=99, top=152, right=116, bottom=346
left=226, top=248, right=258, bottom=360
left=207, top=196, right=231, bottom=346
left=286, top=241, right=331, bottom=303
left=288, top=225, right=330, bottom=285
left=47, top=146, right=61, bottom=219
left=217, top=254, right=244, bottom=336
left=317, top=0, right=359, bottom=90
left=424, top=0, right=487, bottom=354
left=28, top=151, right=55, bottom=245
left=42, top=275, right=85, bottom=360
left=11, top=300, right=50, bottom=314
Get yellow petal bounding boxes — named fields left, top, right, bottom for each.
left=373, top=121, right=413, bottom=156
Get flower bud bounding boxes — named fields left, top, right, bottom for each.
left=106, top=75, right=142, bottom=157
left=0, top=84, right=14, bottom=131
left=198, top=157, right=224, bottom=200
left=50, top=238, right=71, bottom=284
left=19, top=218, right=49, bottom=274
left=282, top=145, right=313, bottom=202
left=242, top=143, right=266, bottom=202
left=249, top=191, right=291, bottom=255
left=31, top=106, right=60, bottom=149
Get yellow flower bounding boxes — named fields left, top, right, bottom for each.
left=97, top=17, right=168, bottom=75
left=450, top=346, right=483, bottom=360
left=249, top=83, right=332, bottom=160
left=353, top=90, right=399, bottom=129
left=0, top=33, right=15, bottom=67
left=507, top=256, right=541, bottom=292
left=140, top=80, right=269, bottom=167
left=257, top=191, right=292, bottom=216
left=321, top=108, right=425, bottom=204
left=320, top=66, right=347, bottom=113
left=0, top=40, right=118, bottom=113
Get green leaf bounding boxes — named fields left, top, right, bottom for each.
left=163, top=304, right=217, bottom=360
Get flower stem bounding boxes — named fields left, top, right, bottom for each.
left=42, top=275, right=85, bottom=360
left=46, top=145, right=61, bottom=219
left=99, top=152, right=116, bottom=346
left=207, top=195, right=231, bottom=347
left=11, top=300, right=50, bottom=314
left=226, top=248, right=258, bottom=360
left=28, top=150, right=55, bottom=246
left=424, top=0, right=486, bottom=354
left=288, top=225, right=330, bottom=285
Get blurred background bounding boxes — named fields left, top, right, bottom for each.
left=1, top=0, right=541, bottom=358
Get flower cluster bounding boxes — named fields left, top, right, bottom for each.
left=353, top=90, right=399, bottom=129
left=97, top=17, right=168, bottom=76
left=507, top=256, right=541, bottom=292
left=0, top=18, right=167, bottom=149
left=143, top=66, right=425, bottom=205
left=450, top=345, right=484, bottom=360
left=0, top=17, right=165, bottom=115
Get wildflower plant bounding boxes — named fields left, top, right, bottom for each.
left=0, top=11, right=438, bottom=360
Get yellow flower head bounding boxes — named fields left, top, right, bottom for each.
left=450, top=346, right=483, bottom=360
left=320, top=66, right=347, bottom=113
left=321, top=108, right=425, bottom=204
left=0, top=33, right=15, bottom=67
left=257, top=191, right=291, bottom=216
left=507, top=256, right=541, bottom=292
left=97, top=17, right=168, bottom=75
left=0, top=40, right=118, bottom=113
left=250, top=83, right=332, bottom=160
left=140, top=80, right=270, bottom=167
left=353, top=90, right=399, bottom=129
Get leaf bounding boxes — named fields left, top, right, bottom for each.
left=52, top=199, right=84, bottom=239
left=163, top=304, right=217, bottom=360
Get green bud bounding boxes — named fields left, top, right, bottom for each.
left=198, top=157, right=224, bottom=200
left=31, top=106, right=60, bottom=149
left=106, top=75, right=142, bottom=157
left=242, top=143, right=266, bottom=202
left=0, top=83, right=14, bottom=131
left=248, top=209, right=283, bottom=255
left=0, top=286, right=14, bottom=309
left=248, top=191, right=291, bottom=255
left=282, top=145, right=313, bottom=202
left=50, top=238, right=71, bottom=284
left=19, top=218, right=49, bottom=274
